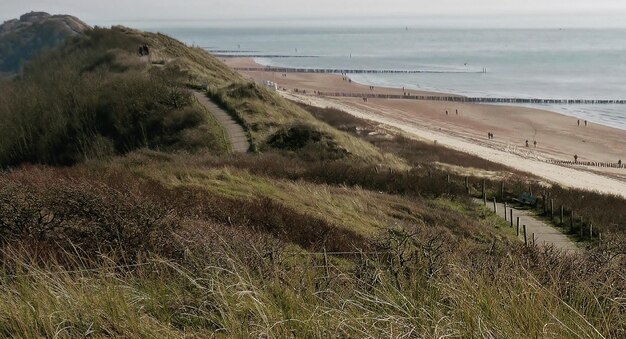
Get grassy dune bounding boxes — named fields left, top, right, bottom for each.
left=0, top=24, right=624, bottom=338
left=2, top=162, right=623, bottom=338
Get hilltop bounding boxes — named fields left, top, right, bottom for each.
left=0, top=11, right=90, bottom=73
left=0, top=13, right=624, bottom=338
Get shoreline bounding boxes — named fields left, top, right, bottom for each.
left=286, top=92, right=626, bottom=198
left=223, top=57, right=626, bottom=194
left=254, top=57, right=626, bottom=131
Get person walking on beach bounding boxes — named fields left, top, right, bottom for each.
left=585, top=120, right=588, bottom=126
left=574, top=154, right=578, bottom=163
left=446, top=110, right=449, bottom=115
left=578, top=120, right=580, bottom=126
left=456, top=109, right=458, bottom=115
left=534, top=140, right=537, bottom=148
left=525, top=140, right=529, bottom=147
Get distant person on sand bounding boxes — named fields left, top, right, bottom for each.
left=526, top=140, right=529, bottom=147
left=585, top=120, right=588, bottom=126
left=578, top=119, right=580, bottom=126
left=456, top=109, right=458, bottom=115
left=574, top=154, right=578, bottom=163
left=534, top=140, right=537, bottom=147
left=446, top=110, right=449, bottom=115
left=619, top=159, right=622, bottom=167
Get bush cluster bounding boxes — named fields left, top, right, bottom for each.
left=0, top=27, right=222, bottom=167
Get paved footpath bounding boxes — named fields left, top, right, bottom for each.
left=479, top=199, right=580, bottom=253
left=193, top=91, right=250, bottom=153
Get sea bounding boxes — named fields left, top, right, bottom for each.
left=139, top=26, right=626, bottom=130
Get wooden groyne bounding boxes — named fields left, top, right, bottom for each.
left=235, top=66, right=484, bottom=74
left=206, top=49, right=259, bottom=53
left=548, top=159, right=625, bottom=169
left=314, top=91, right=626, bottom=105
left=218, top=55, right=319, bottom=59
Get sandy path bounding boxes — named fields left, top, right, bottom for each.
left=286, top=92, right=626, bottom=198
left=481, top=199, right=579, bottom=253
left=193, top=91, right=249, bottom=153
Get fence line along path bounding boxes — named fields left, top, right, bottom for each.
left=193, top=91, right=250, bottom=153
left=477, top=199, right=580, bottom=253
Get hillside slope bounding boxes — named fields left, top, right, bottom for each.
left=135, top=29, right=403, bottom=164
left=0, top=27, right=230, bottom=166
left=0, top=15, right=625, bottom=338
left=0, top=12, right=90, bottom=73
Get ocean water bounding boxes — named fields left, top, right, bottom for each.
left=148, top=27, right=626, bottom=130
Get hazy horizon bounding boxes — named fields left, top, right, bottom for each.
left=3, top=0, right=626, bottom=29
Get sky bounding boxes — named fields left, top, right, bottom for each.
left=2, top=0, right=626, bottom=28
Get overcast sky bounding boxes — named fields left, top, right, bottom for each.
left=3, top=0, right=626, bottom=28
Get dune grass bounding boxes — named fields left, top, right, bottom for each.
left=0, top=24, right=624, bottom=338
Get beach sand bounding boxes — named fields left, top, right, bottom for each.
left=224, top=57, right=626, bottom=196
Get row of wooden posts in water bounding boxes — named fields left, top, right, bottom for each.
left=235, top=67, right=484, bottom=74
left=314, top=91, right=626, bottom=105
left=548, top=159, right=625, bottom=169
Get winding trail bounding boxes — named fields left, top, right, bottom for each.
left=193, top=91, right=249, bottom=153
left=480, top=199, right=579, bottom=253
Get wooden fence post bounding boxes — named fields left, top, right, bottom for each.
left=447, top=174, right=450, bottom=183
left=516, top=217, right=520, bottom=236
left=523, top=225, right=528, bottom=245
left=580, top=220, right=584, bottom=237
left=504, top=202, right=508, bottom=220
left=323, top=247, right=330, bottom=282
left=560, top=205, right=564, bottom=225
left=482, top=179, right=486, bottom=205
left=510, top=209, right=513, bottom=227
left=493, top=197, right=497, bottom=214
left=501, top=181, right=504, bottom=201
left=550, top=199, right=554, bottom=220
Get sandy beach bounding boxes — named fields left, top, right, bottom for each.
left=224, top=57, right=626, bottom=196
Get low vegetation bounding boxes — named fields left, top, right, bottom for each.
left=300, top=103, right=626, bottom=239
left=0, top=28, right=228, bottom=166
left=0, top=22, right=624, bottom=338
left=208, top=82, right=403, bottom=164
left=0, top=163, right=624, bottom=337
